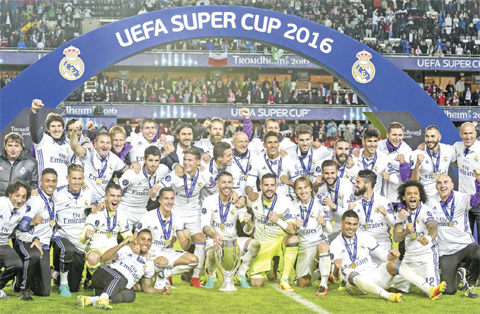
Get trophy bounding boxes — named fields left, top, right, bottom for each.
left=214, top=239, right=241, bottom=292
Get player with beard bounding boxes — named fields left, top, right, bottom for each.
left=351, top=170, right=396, bottom=264
left=315, top=160, right=355, bottom=241
left=128, top=118, right=166, bottom=163
left=314, top=139, right=359, bottom=188
left=292, top=176, right=332, bottom=296
left=162, top=122, right=204, bottom=171
left=80, top=184, right=132, bottom=278
left=393, top=181, right=445, bottom=294
left=194, top=117, right=229, bottom=157
left=411, top=125, right=456, bottom=198
left=428, top=174, right=480, bottom=298
left=77, top=231, right=170, bottom=310
left=377, top=122, right=413, bottom=201
left=331, top=210, right=446, bottom=303
left=352, top=128, right=397, bottom=197
left=202, top=172, right=259, bottom=289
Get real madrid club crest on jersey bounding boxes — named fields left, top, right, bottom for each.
left=352, top=50, right=375, bottom=84
left=59, top=46, right=85, bottom=81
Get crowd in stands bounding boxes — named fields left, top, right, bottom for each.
left=66, top=72, right=364, bottom=105
left=1, top=0, right=480, bottom=56
left=425, top=78, right=480, bottom=106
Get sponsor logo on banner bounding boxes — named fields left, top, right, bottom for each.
left=59, top=46, right=85, bottom=81
left=352, top=50, right=375, bottom=84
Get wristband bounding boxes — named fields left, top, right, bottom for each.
left=277, top=219, right=288, bottom=230
left=425, top=235, right=432, bottom=243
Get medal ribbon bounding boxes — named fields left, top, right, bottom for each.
left=327, top=179, right=340, bottom=204
left=143, top=164, right=156, bottom=189
left=233, top=149, right=250, bottom=176
left=209, top=159, right=225, bottom=182
left=91, top=151, right=109, bottom=181
left=300, top=197, right=315, bottom=228
left=426, top=145, right=441, bottom=174
left=218, top=196, right=232, bottom=224
left=157, top=209, right=172, bottom=242
left=262, top=194, right=278, bottom=224
left=38, top=189, right=55, bottom=222
left=440, top=195, right=455, bottom=223
left=264, top=154, right=282, bottom=179
left=332, top=155, right=346, bottom=178
left=106, top=210, right=117, bottom=233
left=361, top=152, right=377, bottom=171
left=407, top=204, right=422, bottom=232
left=361, top=194, right=375, bottom=225
left=298, top=146, right=313, bottom=175
left=183, top=168, right=200, bottom=198
left=342, top=234, right=358, bottom=264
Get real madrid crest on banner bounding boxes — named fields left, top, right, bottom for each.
left=352, top=50, right=375, bottom=84
left=59, top=46, right=85, bottom=81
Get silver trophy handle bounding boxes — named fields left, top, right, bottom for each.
left=214, top=239, right=241, bottom=292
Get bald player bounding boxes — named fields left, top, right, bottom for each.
left=231, top=132, right=258, bottom=195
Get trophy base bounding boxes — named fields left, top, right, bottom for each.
left=219, top=281, right=237, bottom=292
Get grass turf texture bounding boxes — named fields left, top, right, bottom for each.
left=1, top=277, right=478, bottom=314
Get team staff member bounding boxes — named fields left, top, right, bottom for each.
left=429, top=174, right=480, bottom=298
left=77, top=231, right=170, bottom=310
left=0, top=132, right=38, bottom=196
left=0, top=181, right=31, bottom=299
left=16, top=168, right=58, bottom=301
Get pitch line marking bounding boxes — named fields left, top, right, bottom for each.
left=269, top=283, right=331, bottom=314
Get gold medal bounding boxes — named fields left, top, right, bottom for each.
left=113, top=177, right=118, bottom=183
left=411, top=232, right=417, bottom=240
left=49, top=220, right=56, bottom=227
left=364, top=223, right=369, bottom=229
left=433, top=173, right=439, bottom=179
left=244, top=174, right=248, bottom=180
left=96, top=178, right=102, bottom=184
left=220, top=223, right=225, bottom=230
left=164, top=240, right=171, bottom=246
left=351, top=262, right=357, bottom=269
left=449, top=221, right=453, bottom=227
left=187, top=198, right=190, bottom=204
left=107, top=232, right=113, bottom=238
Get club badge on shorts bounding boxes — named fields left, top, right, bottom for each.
left=59, top=46, right=84, bottom=81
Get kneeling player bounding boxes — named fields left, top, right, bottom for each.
left=80, top=184, right=131, bottom=276
left=331, top=211, right=446, bottom=302
left=292, top=176, right=332, bottom=296
left=202, top=171, right=260, bottom=289
left=136, top=187, right=198, bottom=289
left=246, top=173, right=299, bottom=290
left=77, top=230, right=170, bottom=310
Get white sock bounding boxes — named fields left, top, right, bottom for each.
left=193, top=243, right=206, bottom=278
left=90, top=296, right=100, bottom=304
left=319, top=253, right=331, bottom=288
left=398, top=261, right=431, bottom=294
left=60, top=271, right=69, bottom=285
left=352, top=275, right=390, bottom=300
left=99, top=293, right=109, bottom=300
left=206, top=250, right=217, bottom=278
left=51, top=269, right=59, bottom=280
left=237, top=240, right=260, bottom=277
left=172, top=264, right=197, bottom=276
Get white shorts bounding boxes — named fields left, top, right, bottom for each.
left=205, top=237, right=251, bottom=256
left=371, top=242, right=393, bottom=266
left=296, top=245, right=318, bottom=279
left=347, top=263, right=394, bottom=294
left=150, top=248, right=188, bottom=268
left=393, top=249, right=440, bottom=293
left=118, top=208, right=146, bottom=229
left=180, top=213, right=202, bottom=235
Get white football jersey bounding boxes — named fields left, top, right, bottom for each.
left=194, top=138, right=233, bottom=157
left=394, top=203, right=437, bottom=262
left=108, top=246, right=155, bottom=289
left=0, top=197, right=28, bottom=245
left=377, top=139, right=413, bottom=201
left=128, top=133, right=162, bottom=163
left=79, top=150, right=126, bottom=202
left=351, top=193, right=395, bottom=246
left=250, top=137, right=296, bottom=156
left=54, top=186, right=95, bottom=251
left=231, top=149, right=259, bottom=195
left=199, top=159, right=242, bottom=201
left=137, top=209, right=184, bottom=252
left=353, top=150, right=397, bottom=197
left=201, top=193, right=247, bottom=239
left=410, top=143, right=456, bottom=197
left=291, top=197, right=331, bottom=248
left=84, top=210, right=130, bottom=251
left=246, top=192, right=294, bottom=243
left=19, top=192, right=56, bottom=245
left=453, top=140, right=480, bottom=194
left=34, top=134, right=70, bottom=187
left=428, top=191, right=475, bottom=256
left=247, top=153, right=300, bottom=196
left=286, top=145, right=333, bottom=181
left=313, top=157, right=359, bottom=186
